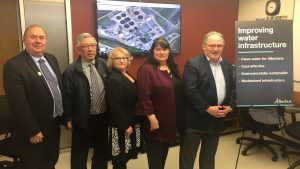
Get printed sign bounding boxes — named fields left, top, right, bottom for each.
left=235, top=20, right=293, bottom=106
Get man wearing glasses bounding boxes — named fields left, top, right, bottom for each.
left=180, top=31, right=235, bottom=169
left=62, top=33, right=108, bottom=169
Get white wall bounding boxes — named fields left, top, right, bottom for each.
left=293, top=0, right=300, bottom=91
left=238, top=0, right=294, bottom=20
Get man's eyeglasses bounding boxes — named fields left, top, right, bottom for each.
left=206, top=44, right=224, bottom=49
left=79, top=44, right=97, bottom=49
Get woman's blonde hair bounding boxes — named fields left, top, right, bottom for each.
left=107, top=47, right=133, bottom=71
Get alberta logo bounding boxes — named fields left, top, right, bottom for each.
left=274, top=98, right=292, bottom=104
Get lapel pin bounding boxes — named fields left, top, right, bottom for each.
left=38, top=72, right=42, bottom=76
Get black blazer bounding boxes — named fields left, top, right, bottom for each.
left=62, top=57, right=108, bottom=130
left=3, top=50, right=63, bottom=144
left=105, top=68, right=137, bottom=131
left=183, top=54, right=235, bottom=131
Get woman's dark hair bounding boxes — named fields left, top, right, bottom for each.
left=145, top=37, right=180, bottom=77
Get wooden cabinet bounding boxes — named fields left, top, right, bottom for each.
left=0, top=0, right=21, bottom=96
left=222, top=109, right=242, bottom=134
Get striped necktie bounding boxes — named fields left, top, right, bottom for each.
left=38, top=59, right=63, bottom=117
left=89, top=63, right=106, bottom=114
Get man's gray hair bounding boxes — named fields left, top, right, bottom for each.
left=202, top=31, right=225, bottom=47
left=75, top=33, right=97, bottom=47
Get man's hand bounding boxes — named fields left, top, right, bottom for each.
left=125, top=126, right=133, bottom=136
left=222, top=106, right=232, bottom=114
left=67, top=121, right=73, bottom=130
left=206, top=106, right=231, bottom=118
left=29, top=132, right=44, bottom=144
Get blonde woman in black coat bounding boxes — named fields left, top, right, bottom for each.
left=106, top=47, right=141, bottom=169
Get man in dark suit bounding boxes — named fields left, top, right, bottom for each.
left=179, top=31, right=235, bottom=169
left=3, top=24, right=63, bottom=169
left=62, top=33, right=108, bottom=169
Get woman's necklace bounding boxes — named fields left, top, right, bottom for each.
left=159, top=65, right=172, bottom=78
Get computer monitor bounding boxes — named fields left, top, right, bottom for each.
left=96, top=0, right=181, bottom=56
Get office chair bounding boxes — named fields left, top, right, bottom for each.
left=281, top=107, right=300, bottom=169
left=236, top=107, right=286, bottom=161
left=0, top=97, right=19, bottom=169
